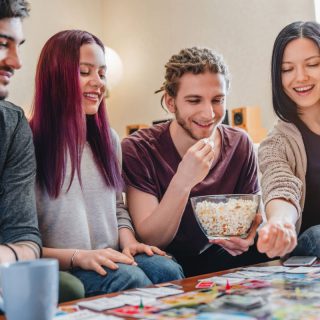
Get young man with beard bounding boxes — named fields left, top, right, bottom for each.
left=0, top=0, right=41, bottom=262
left=122, top=47, right=269, bottom=276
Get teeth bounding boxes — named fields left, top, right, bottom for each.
left=294, top=85, right=313, bottom=92
left=84, top=93, right=99, bottom=98
left=195, top=122, right=212, bottom=127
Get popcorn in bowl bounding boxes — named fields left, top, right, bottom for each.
left=190, top=194, right=260, bottom=240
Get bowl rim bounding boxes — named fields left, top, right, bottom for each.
left=190, top=194, right=261, bottom=202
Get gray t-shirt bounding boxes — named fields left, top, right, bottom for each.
left=37, top=130, right=132, bottom=250
left=0, top=100, right=41, bottom=248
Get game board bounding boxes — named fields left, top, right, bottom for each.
left=107, top=265, right=320, bottom=319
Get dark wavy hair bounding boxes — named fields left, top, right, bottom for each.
left=0, top=0, right=30, bottom=19
left=30, top=30, right=122, bottom=198
left=271, top=21, right=320, bottom=123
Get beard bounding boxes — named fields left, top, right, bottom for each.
left=0, top=67, right=14, bottom=100
left=0, top=90, right=8, bottom=100
left=175, top=109, right=199, bottom=140
left=174, top=104, right=220, bottom=141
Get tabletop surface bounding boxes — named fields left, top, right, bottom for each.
left=5, top=259, right=320, bottom=319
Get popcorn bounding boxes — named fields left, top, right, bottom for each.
left=194, top=198, right=257, bottom=239
left=202, top=138, right=215, bottom=149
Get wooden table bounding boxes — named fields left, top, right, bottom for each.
left=0, top=260, right=280, bottom=319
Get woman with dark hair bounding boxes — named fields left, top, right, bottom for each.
left=30, top=30, right=184, bottom=296
left=257, top=21, right=320, bottom=258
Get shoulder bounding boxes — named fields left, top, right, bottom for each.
left=260, top=120, right=302, bottom=151
left=220, top=124, right=252, bottom=149
left=122, top=122, right=170, bottom=152
left=0, top=100, right=25, bottom=126
left=0, top=101, right=30, bottom=139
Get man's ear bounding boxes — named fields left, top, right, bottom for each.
left=164, top=93, right=175, bottom=113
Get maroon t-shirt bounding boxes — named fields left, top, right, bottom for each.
left=122, top=121, right=259, bottom=257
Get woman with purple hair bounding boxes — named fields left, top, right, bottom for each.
left=30, top=30, right=184, bottom=296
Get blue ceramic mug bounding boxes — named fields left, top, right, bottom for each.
left=0, top=259, right=58, bottom=320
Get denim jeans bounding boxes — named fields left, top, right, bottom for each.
left=291, top=225, right=320, bottom=257
left=71, top=253, right=184, bottom=297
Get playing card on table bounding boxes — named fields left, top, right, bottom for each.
left=244, top=266, right=290, bottom=273
left=195, top=280, right=215, bottom=289
left=155, top=282, right=182, bottom=289
left=113, top=294, right=157, bottom=306
left=108, top=305, right=158, bottom=317
left=77, top=297, right=124, bottom=311
left=199, top=276, right=243, bottom=286
left=239, top=279, right=271, bottom=289
left=135, top=287, right=183, bottom=297
left=53, top=309, right=120, bottom=319
left=225, top=270, right=269, bottom=278
left=285, top=266, right=320, bottom=274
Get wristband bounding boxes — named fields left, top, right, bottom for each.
left=3, top=243, right=18, bottom=261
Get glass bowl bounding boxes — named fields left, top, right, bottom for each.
left=190, top=194, right=260, bottom=240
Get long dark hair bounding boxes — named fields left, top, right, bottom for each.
left=271, top=21, right=320, bottom=123
left=30, top=30, right=122, bottom=198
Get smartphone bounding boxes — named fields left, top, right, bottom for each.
left=283, top=256, right=317, bottom=267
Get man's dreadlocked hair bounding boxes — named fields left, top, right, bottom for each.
left=155, top=47, right=230, bottom=110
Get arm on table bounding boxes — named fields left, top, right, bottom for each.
left=257, top=199, right=298, bottom=258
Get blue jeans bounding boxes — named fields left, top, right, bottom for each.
left=71, top=254, right=184, bottom=297
left=291, top=225, right=320, bottom=257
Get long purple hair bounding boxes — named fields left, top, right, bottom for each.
left=30, top=30, right=122, bottom=198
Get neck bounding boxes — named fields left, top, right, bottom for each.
left=298, top=106, right=320, bottom=135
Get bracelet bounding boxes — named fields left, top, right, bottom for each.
left=70, top=249, right=80, bottom=270
left=3, top=243, right=19, bottom=261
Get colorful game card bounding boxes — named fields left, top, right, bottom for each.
left=107, top=305, right=158, bottom=318
left=196, top=280, right=215, bottom=289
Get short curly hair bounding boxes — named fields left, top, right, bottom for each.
left=0, top=0, right=30, bottom=20
left=155, top=47, right=230, bottom=110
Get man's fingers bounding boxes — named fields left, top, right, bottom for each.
left=224, top=248, right=243, bottom=256
left=214, top=238, right=249, bottom=252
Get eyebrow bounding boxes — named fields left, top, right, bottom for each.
left=184, top=94, right=225, bottom=99
left=79, top=62, right=106, bottom=69
left=0, top=33, right=25, bottom=45
left=282, top=55, right=320, bottom=64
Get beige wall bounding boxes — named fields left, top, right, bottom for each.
left=103, top=0, right=315, bottom=137
left=7, top=0, right=316, bottom=137
left=8, top=0, right=105, bottom=115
